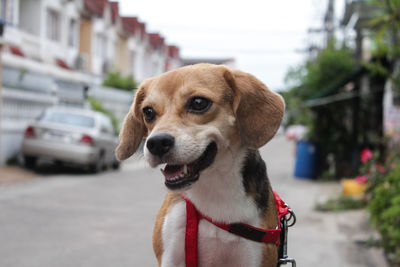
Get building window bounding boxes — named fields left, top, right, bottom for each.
left=68, top=19, right=77, bottom=47
left=46, top=9, right=60, bottom=41
left=0, top=0, right=13, bottom=24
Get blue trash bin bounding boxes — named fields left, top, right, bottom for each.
left=294, top=141, right=317, bottom=179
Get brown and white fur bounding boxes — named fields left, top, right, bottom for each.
left=116, top=64, right=285, bottom=267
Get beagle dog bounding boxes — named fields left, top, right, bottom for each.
left=116, top=63, right=285, bottom=267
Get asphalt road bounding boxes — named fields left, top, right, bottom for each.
left=0, top=157, right=164, bottom=267
left=0, top=136, right=388, bottom=267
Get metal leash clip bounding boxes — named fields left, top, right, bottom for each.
left=277, top=208, right=297, bottom=267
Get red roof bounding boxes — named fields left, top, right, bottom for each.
left=168, top=45, right=180, bottom=58
left=84, top=0, right=107, bottom=16
left=139, top=22, right=146, bottom=40
left=110, top=2, right=119, bottom=23
left=121, top=17, right=140, bottom=35
left=84, top=1, right=181, bottom=58
left=149, top=33, right=165, bottom=50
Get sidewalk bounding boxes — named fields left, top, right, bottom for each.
left=0, top=166, right=36, bottom=185
left=261, top=136, right=388, bottom=267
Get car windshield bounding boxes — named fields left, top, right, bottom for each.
left=40, top=111, right=95, bottom=128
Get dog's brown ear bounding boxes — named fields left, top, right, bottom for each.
left=224, top=69, right=285, bottom=149
left=115, top=83, right=148, bottom=160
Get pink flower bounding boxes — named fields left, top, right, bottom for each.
left=355, top=175, right=368, bottom=184
left=391, top=163, right=396, bottom=170
left=375, top=163, right=386, bottom=174
left=361, top=148, right=373, bottom=164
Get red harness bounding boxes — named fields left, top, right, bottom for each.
left=182, top=191, right=290, bottom=267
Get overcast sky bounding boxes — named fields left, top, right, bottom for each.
left=119, top=0, right=344, bottom=91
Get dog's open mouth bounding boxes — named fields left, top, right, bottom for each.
left=161, top=142, right=217, bottom=190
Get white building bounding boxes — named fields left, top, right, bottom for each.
left=3, top=0, right=87, bottom=77
left=0, top=0, right=183, bottom=165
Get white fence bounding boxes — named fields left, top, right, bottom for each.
left=91, top=85, right=133, bottom=123
left=0, top=88, right=58, bottom=165
left=0, top=69, right=133, bottom=165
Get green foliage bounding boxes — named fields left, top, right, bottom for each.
left=281, top=89, right=314, bottom=131
left=87, top=98, right=119, bottom=133
left=102, top=72, right=137, bottom=91
left=283, top=41, right=356, bottom=178
left=363, top=40, right=390, bottom=77
left=285, top=41, right=355, bottom=100
left=368, top=0, right=400, bottom=42
left=315, top=195, right=366, bottom=212
left=283, top=42, right=355, bottom=142
left=368, top=165, right=400, bottom=264
left=355, top=145, right=400, bottom=264
left=367, top=0, right=400, bottom=94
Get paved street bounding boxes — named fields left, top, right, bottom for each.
left=0, top=158, right=165, bottom=267
left=0, top=136, right=388, bottom=267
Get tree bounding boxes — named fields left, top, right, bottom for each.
left=283, top=41, right=357, bottom=178
left=283, top=41, right=355, bottom=139
left=102, top=72, right=138, bottom=91
left=368, top=0, right=400, bottom=93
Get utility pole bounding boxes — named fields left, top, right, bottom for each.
left=324, top=0, right=335, bottom=45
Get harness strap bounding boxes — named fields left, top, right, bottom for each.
left=182, top=191, right=290, bottom=267
left=184, top=198, right=199, bottom=267
left=273, top=191, right=291, bottom=224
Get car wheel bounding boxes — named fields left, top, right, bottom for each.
left=24, top=156, right=37, bottom=169
left=90, top=153, right=104, bottom=174
left=112, top=161, right=120, bottom=170
left=54, top=160, right=63, bottom=167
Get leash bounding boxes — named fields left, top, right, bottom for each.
left=276, top=194, right=297, bottom=267
left=182, top=191, right=297, bottom=267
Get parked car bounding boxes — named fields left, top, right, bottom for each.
left=22, top=107, right=120, bottom=172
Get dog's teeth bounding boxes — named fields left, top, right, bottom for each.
left=184, top=164, right=187, bottom=174
left=160, top=163, right=167, bottom=171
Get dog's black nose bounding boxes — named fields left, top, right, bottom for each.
left=146, top=133, right=175, bottom=157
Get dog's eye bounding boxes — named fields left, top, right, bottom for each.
left=187, top=97, right=212, bottom=113
left=142, top=106, right=156, bottom=123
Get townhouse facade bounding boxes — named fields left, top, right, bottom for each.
left=0, top=0, right=183, bottom=165
left=1, top=0, right=182, bottom=82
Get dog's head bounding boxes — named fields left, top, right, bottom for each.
left=116, top=64, right=284, bottom=190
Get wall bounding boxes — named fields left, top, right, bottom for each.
left=0, top=88, right=58, bottom=165
left=79, top=16, right=92, bottom=71
left=384, top=82, right=400, bottom=146
left=115, top=34, right=130, bottom=76
left=19, top=0, right=41, bottom=36
left=91, top=17, right=106, bottom=75
left=17, top=0, right=81, bottom=66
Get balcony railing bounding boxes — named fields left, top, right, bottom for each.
left=2, top=66, right=54, bottom=94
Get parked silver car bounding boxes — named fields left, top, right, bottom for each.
left=22, top=107, right=120, bottom=172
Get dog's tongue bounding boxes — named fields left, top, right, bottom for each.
left=161, top=164, right=184, bottom=180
